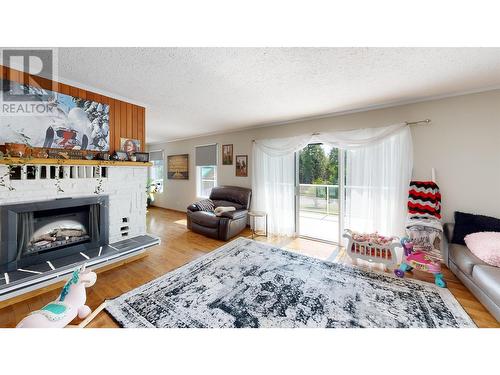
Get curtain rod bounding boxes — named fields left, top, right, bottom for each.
left=252, top=119, right=431, bottom=142
left=406, top=119, right=431, bottom=126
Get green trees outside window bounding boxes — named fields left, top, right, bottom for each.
left=299, top=144, right=338, bottom=185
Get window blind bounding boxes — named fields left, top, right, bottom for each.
left=149, top=150, right=164, bottom=161
left=195, top=144, right=217, bottom=166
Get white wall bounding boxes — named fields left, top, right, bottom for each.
left=148, top=89, right=500, bottom=223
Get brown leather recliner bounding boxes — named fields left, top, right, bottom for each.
left=187, top=186, right=252, bottom=241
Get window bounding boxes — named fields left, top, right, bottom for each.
left=149, top=150, right=164, bottom=193
left=197, top=165, right=217, bottom=198
left=195, top=144, right=218, bottom=198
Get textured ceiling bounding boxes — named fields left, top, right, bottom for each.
left=54, top=48, right=500, bottom=143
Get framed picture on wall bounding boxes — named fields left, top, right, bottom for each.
left=222, top=144, right=233, bottom=165
left=0, top=78, right=111, bottom=151
left=235, top=155, right=248, bottom=177
left=167, top=154, right=189, bottom=179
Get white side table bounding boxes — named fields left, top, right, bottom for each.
left=248, top=211, right=268, bottom=239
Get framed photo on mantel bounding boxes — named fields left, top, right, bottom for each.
left=120, top=138, right=141, bottom=153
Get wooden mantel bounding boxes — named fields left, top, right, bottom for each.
left=0, top=157, right=152, bottom=167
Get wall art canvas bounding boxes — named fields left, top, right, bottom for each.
left=167, top=154, right=189, bottom=180
left=235, top=155, right=248, bottom=177
left=120, top=138, right=141, bottom=153
left=0, top=79, right=110, bottom=151
left=222, top=144, right=233, bottom=165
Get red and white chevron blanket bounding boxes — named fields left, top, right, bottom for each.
left=406, top=180, right=443, bottom=261
left=407, top=180, right=441, bottom=220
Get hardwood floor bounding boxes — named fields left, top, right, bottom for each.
left=0, top=207, right=498, bottom=328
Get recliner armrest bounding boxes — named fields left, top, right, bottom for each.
left=187, top=204, right=200, bottom=212
left=220, top=209, right=248, bottom=220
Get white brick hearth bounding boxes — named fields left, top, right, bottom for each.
left=0, top=164, right=148, bottom=244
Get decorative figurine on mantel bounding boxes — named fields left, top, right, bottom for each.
left=4, top=143, right=27, bottom=157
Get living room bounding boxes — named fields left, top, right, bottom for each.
left=1, top=2, right=498, bottom=374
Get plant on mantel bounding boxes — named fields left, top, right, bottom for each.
left=0, top=166, right=15, bottom=191
left=0, top=152, right=17, bottom=191
left=1, top=130, right=34, bottom=191
left=94, top=172, right=104, bottom=195
left=54, top=165, right=64, bottom=193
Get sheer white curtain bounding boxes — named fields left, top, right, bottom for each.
left=252, top=124, right=413, bottom=237
left=343, top=126, right=413, bottom=236
left=252, top=134, right=311, bottom=236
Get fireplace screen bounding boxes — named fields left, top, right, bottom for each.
left=16, top=204, right=101, bottom=259
left=0, top=196, right=108, bottom=271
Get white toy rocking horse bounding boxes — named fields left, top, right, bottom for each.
left=17, top=265, right=103, bottom=328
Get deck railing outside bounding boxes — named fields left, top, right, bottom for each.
left=299, top=183, right=340, bottom=216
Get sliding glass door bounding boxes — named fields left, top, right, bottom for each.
left=295, top=144, right=344, bottom=243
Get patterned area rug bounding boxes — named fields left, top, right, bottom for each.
left=105, top=238, right=475, bottom=328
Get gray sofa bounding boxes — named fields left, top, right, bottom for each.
left=444, top=223, right=500, bottom=321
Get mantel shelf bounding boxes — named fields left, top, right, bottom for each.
left=0, top=157, right=152, bottom=167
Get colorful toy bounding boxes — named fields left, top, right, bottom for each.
left=395, top=179, right=446, bottom=287
left=16, top=265, right=98, bottom=328
left=395, top=237, right=446, bottom=288
left=343, top=229, right=400, bottom=268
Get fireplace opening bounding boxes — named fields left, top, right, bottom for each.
left=1, top=196, right=109, bottom=271
left=18, top=205, right=100, bottom=259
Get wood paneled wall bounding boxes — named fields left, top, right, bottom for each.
left=0, top=65, right=145, bottom=154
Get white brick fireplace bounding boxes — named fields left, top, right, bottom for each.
left=0, top=164, right=148, bottom=243
left=0, top=162, right=158, bottom=301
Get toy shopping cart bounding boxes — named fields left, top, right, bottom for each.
left=395, top=235, right=445, bottom=287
